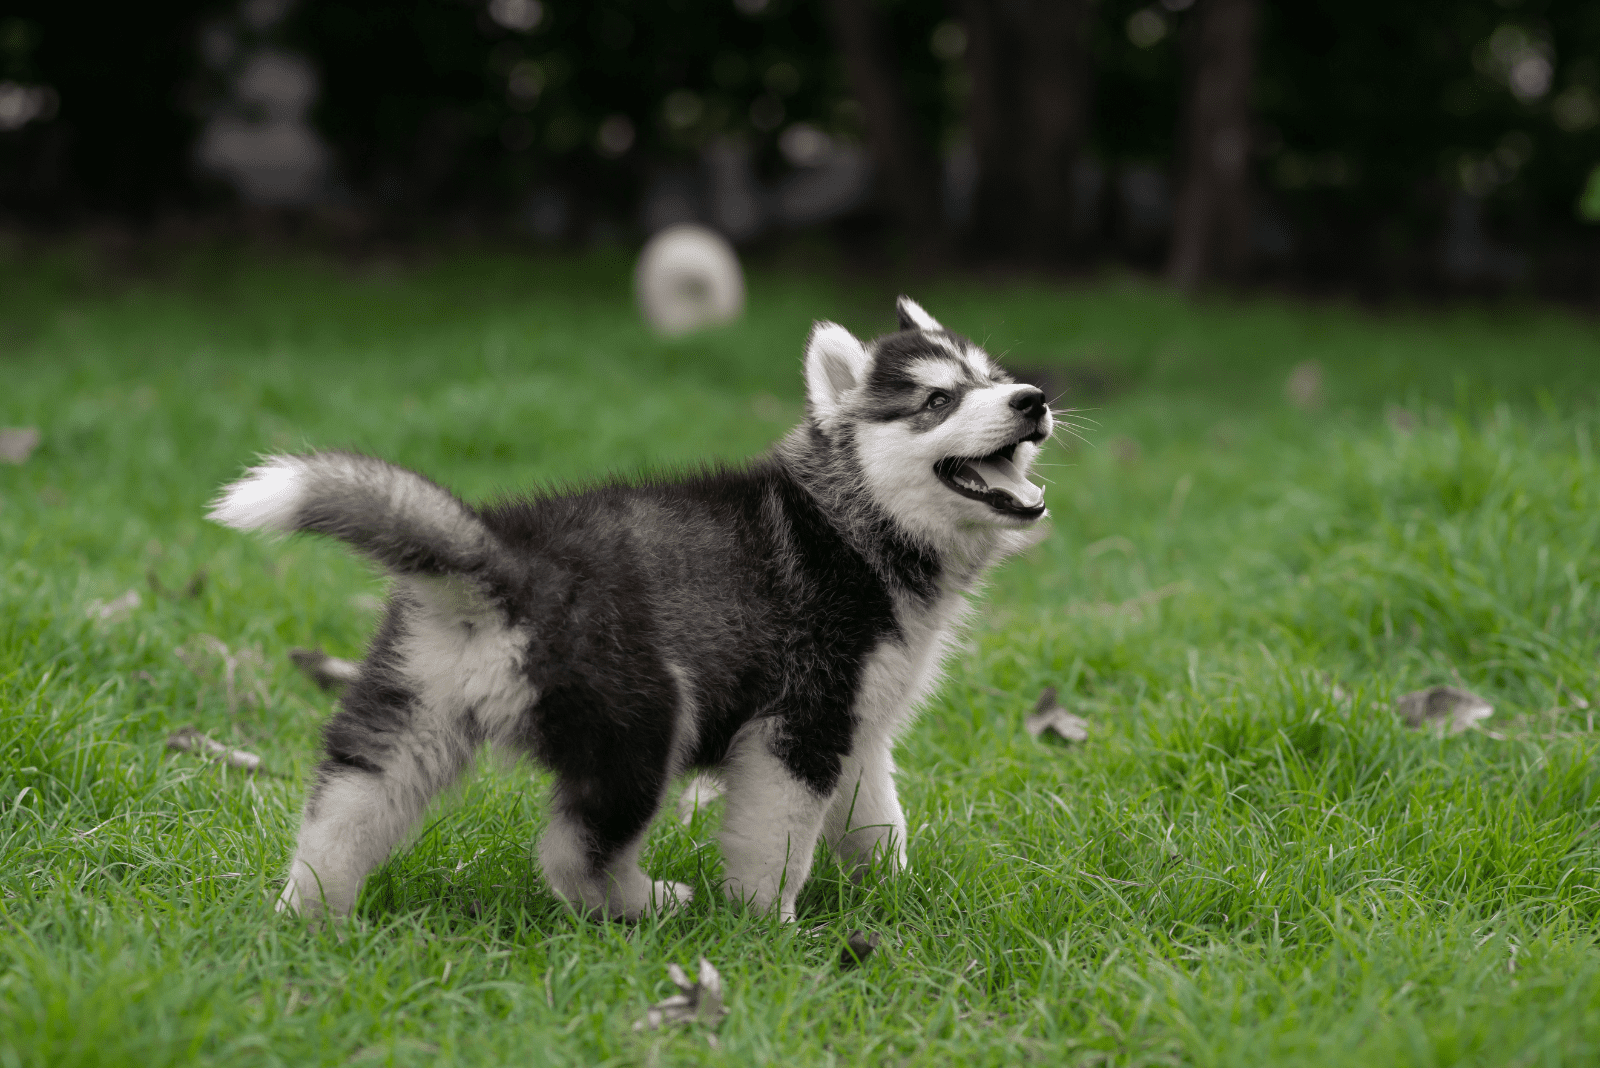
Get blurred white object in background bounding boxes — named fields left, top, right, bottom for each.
left=197, top=47, right=328, bottom=206
left=634, top=225, right=745, bottom=337
left=0, top=83, right=58, bottom=132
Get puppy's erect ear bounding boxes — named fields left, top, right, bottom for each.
left=804, top=321, right=871, bottom=422
left=895, top=295, right=943, bottom=332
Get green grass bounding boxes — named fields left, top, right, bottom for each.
left=4, top=246, right=1600, bottom=1066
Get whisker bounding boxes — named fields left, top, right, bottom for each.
left=1051, top=419, right=1094, bottom=438
left=1052, top=427, right=1095, bottom=448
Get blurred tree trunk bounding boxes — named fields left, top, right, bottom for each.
left=822, top=0, right=944, bottom=251
left=962, top=0, right=1096, bottom=261
left=1166, top=0, right=1258, bottom=287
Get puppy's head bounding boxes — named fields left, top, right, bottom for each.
left=803, top=296, right=1052, bottom=543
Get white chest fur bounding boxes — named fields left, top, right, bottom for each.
left=850, top=588, right=973, bottom=745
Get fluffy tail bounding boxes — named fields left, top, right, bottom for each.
left=209, top=452, right=519, bottom=592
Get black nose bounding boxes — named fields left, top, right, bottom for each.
left=1010, top=387, right=1047, bottom=419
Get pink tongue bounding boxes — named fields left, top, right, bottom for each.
left=967, top=455, right=1043, bottom=507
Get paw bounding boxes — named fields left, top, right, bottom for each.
left=721, top=878, right=796, bottom=922
left=831, top=828, right=908, bottom=876
left=276, top=861, right=355, bottom=921
left=842, top=851, right=911, bottom=885
left=647, top=880, right=693, bottom=916
left=276, top=877, right=317, bottom=917
left=720, top=876, right=761, bottom=908
left=276, top=878, right=344, bottom=932
left=561, top=878, right=693, bottom=922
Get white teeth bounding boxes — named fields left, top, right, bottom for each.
left=939, top=452, right=1044, bottom=510
left=954, top=461, right=986, bottom=488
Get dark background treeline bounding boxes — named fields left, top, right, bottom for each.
left=2, top=0, right=1599, bottom=298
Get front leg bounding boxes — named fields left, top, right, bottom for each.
left=823, top=736, right=908, bottom=878
left=718, top=725, right=831, bottom=922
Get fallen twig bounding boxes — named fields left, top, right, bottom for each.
left=87, top=590, right=140, bottom=622
left=165, top=727, right=271, bottom=775
left=288, top=647, right=361, bottom=692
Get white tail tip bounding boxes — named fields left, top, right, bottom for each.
left=208, top=456, right=308, bottom=532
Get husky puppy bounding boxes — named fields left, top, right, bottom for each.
left=211, top=296, right=1052, bottom=923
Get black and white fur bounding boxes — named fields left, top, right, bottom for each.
left=211, top=297, right=1052, bottom=923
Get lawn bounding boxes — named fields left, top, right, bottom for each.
left=3, top=245, right=1600, bottom=1067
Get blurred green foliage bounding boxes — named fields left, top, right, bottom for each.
left=0, top=2, right=213, bottom=216
left=0, top=0, right=1598, bottom=290
left=284, top=0, right=865, bottom=212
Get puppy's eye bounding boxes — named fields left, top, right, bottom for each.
left=925, top=391, right=951, bottom=410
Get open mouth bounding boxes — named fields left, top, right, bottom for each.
left=934, top=441, right=1046, bottom=520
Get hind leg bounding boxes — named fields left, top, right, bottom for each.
left=279, top=709, right=474, bottom=920
left=538, top=766, right=691, bottom=920
left=539, top=803, right=691, bottom=920
left=534, top=687, right=690, bottom=921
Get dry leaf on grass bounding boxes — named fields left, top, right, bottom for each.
left=1025, top=687, right=1089, bottom=743
left=289, top=647, right=361, bottom=691
left=1387, top=405, right=1418, bottom=434
left=0, top=427, right=40, bottom=464
left=633, top=958, right=729, bottom=1031
left=1395, top=685, right=1494, bottom=734
left=86, top=590, right=141, bottom=622
left=1285, top=361, right=1324, bottom=409
left=165, top=726, right=270, bottom=774
left=840, top=930, right=881, bottom=969
left=675, top=771, right=725, bottom=824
